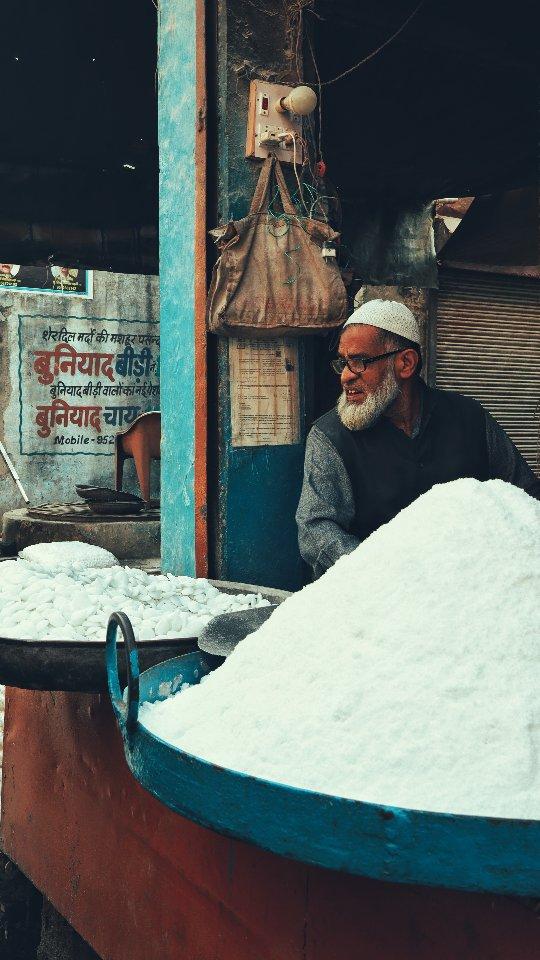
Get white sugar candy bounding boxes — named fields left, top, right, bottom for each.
left=20, top=540, right=118, bottom=573
left=0, top=542, right=269, bottom=644
left=139, top=479, right=540, bottom=820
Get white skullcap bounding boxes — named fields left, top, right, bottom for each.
left=343, top=299, right=421, bottom=346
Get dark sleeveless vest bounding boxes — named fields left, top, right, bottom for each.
left=314, top=385, right=490, bottom=543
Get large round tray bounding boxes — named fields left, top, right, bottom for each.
left=0, top=575, right=288, bottom=692
left=106, top=614, right=540, bottom=897
left=0, top=633, right=199, bottom=692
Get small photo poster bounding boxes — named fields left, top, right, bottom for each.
left=0, top=263, right=93, bottom=298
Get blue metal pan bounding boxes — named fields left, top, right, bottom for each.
left=106, top=612, right=540, bottom=896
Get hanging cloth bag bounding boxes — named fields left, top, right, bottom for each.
left=206, top=155, right=348, bottom=337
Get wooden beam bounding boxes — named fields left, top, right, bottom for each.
left=194, top=0, right=208, bottom=576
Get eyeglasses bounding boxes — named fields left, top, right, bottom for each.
left=330, top=349, right=402, bottom=376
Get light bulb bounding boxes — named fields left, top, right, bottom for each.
left=276, top=86, right=318, bottom=117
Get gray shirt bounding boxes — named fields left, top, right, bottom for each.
left=296, top=403, right=540, bottom=579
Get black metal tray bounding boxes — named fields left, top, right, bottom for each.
left=75, top=485, right=144, bottom=505
left=0, top=633, right=199, bottom=693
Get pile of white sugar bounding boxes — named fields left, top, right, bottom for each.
left=140, top=479, right=540, bottom=819
left=0, top=542, right=269, bottom=643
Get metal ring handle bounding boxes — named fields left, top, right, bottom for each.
left=106, top=611, right=140, bottom=730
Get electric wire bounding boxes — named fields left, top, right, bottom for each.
left=306, top=29, right=323, bottom=161
left=315, top=0, right=427, bottom=86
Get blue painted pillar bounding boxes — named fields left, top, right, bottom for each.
left=158, top=0, right=205, bottom=575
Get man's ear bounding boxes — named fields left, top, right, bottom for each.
left=397, top=349, right=419, bottom=380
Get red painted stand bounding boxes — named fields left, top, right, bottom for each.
left=2, top=689, right=539, bottom=960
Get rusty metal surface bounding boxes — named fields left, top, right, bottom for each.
left=3, top=688, right=540, bottom=960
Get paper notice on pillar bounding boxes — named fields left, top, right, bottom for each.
left=18, top=315, right=160, bottom=455
left=229, top=338, right=300, bottom=447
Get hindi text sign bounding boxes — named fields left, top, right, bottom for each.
left=18, top=315, right=160, bottom=455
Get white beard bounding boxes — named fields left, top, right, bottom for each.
left=337, top=363, right=400, bottom=431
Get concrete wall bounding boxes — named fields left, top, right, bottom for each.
left=0, top=272, right=159, bottom=520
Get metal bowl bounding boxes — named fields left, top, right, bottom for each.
left=0, top=577, right=289, bottom=692
left=106, top=627, right=540, bottom=898
left=75, top=485, right=144, bottom=505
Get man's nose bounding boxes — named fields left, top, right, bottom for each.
left=341, top=365, right=360, bottom=388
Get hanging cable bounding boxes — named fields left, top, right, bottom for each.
left=292, top=135, right=311, bottom=215
left=306, top=30, right=323, bottom=161
left=283, top=0, right=315, bottom=82
left=316, top=0, right=427, bottom=86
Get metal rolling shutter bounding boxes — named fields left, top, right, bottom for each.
left=435, top=269, right=540, bottom=475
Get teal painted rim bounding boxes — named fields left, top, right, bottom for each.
left=107, top=646, right=540, bottom=896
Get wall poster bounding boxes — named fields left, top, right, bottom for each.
left=229, top=338, right=300, bottom=447
left=1, top=264, right=93, bottom=298
left=18, top=314, right=160, bottom=455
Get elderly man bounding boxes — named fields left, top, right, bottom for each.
left=296, top=299, right=540, bottom=579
